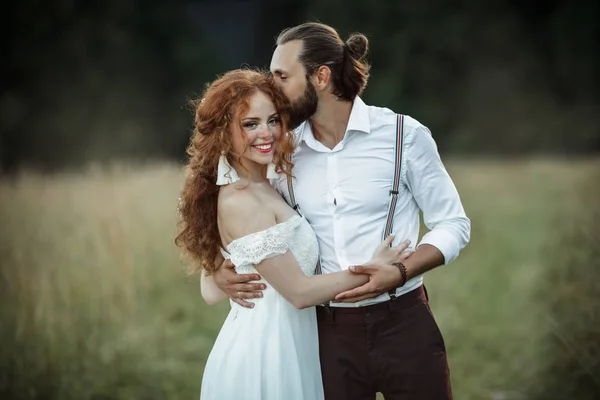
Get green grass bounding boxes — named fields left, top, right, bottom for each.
left=1, top=159, right=598, bottom=399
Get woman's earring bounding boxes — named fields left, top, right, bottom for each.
left=266, top=162, right=278, bottom=179
left=216, top=152, right=240, bottom=185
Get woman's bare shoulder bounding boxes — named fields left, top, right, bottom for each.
left=218, top=185, right=277, bottom=245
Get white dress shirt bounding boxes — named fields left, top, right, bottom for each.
left=273, top=96, right=470, bottom=307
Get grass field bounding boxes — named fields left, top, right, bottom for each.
left=1, top=158, right=598, bottom=399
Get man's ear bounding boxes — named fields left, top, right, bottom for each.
left=312, top=65, right=332, bottom=91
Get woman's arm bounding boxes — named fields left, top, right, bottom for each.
left=254, top=235, right=408, bottom=309
left=255, top=252, right=367, bottom=309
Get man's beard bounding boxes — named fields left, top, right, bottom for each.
left=288, top=80, right=318, bottom=130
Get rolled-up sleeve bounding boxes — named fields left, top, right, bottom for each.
left=404, top=124, right=470, bottom=265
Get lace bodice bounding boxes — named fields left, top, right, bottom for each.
left=221, top=215, right=319, bottom=280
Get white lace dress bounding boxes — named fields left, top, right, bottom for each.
left=200, top=215, right=324, bottom=400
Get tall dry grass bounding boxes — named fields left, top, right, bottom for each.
left=0, top=164, right=228, bottom=399
left=531, top=167, right=600, bottom=400
left=1, top=158, right=598, bottom=399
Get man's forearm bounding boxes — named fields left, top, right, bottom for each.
left=402, top=244, right=445, bottom=281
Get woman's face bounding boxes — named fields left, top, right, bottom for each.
left=231, top=90, right=282, bottom=166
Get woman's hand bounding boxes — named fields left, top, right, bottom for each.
left=333, top=235, right=415, bottom=303
left=370, top=235, right=413, bottom=266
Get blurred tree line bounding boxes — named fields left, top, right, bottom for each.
left=1, top=0, right=598, bottom=173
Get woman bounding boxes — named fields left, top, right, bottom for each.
left=176, top=69, right=410, bottom=399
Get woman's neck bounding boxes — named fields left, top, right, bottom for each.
left=231, top=158, right=268, bottom=184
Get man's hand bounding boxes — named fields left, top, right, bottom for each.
left=333, top=250, right=414, bottom=303
left=213, top=258, right=266, bottom=308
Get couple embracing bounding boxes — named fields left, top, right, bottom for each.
left=177, top=22, right=470, bottom=400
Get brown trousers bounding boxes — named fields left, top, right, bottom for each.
left=316, top=286, right=452, bottom=400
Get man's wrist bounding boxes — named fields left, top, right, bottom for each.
left=392, top=262, right=408, bottom=287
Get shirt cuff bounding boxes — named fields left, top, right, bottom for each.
left=418, top=229, right=461, bottom=265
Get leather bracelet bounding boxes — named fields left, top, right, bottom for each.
left=392, top=262, right=408, bottom=287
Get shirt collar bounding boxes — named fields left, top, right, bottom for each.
left=297, top=96, right=371, bottom=145
left=346, top=96, right=371, bottom=135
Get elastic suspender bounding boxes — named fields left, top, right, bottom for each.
left=383, top=114, right=405, bottom=241
left=286, top=173, right=299, bottom=214
left=286, top=174, right=323, bottom=275
left=385, top=114, right=405, bottom=299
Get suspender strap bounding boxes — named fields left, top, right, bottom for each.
left=315, top=257, right=323, bottom=275
left=383, top=114, right=405, bottom=241
left=386, top=114, right=405, bottom=299
left=286, top=174, right=323, bottom=275
left=286, top=173, right=298, bottom=212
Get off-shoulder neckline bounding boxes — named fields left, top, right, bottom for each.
left=223, top=214, right=303, bottom=252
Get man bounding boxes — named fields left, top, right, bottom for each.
left=212, top=22, right=470, bottom=399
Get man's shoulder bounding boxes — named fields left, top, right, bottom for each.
left=363, top=102, right=397, bottom=129
left=363, top=103, right=428, bottom=137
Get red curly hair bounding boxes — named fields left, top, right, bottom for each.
left=176, top=69, right=295, bottom=275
